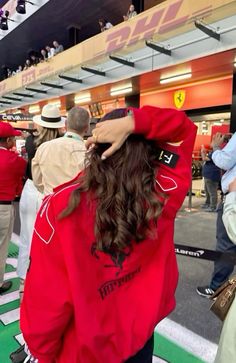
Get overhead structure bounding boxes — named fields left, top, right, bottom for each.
left=145, top=41, right=172, bottom=56
left=59, top=75, right=82, bottom=83
left=81, top=66, right=106, bottom=77
left=194, top=20, right=221, bottom=41
left=25, top=87, right=47, bottom=94
left=16, top=0, right=36, bottom=15
left=0, top=10, right=13, bottom=31
left=2, top=95, right=22, bottom=101
left=40, top=82, right=64, bottom=89
left=0, top=0, right=50, bottom=40
left=0, top=100, right=12, bottom=104
left=109, top=55, right=135, bottom=67
left=13, top=92, right=34, bottom=98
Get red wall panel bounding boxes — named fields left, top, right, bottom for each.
left=140, top=78, right=232, bottom=110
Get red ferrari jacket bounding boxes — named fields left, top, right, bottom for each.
left=20, top=106, right=197, bottom=363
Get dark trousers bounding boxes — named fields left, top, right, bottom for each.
left=204, top=178, right=219, bottom=209
left=210, top=201, right=236, bottom=290
left=125, top=335, right=154, bottom=363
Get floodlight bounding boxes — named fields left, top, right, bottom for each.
left=16, top=0, right=35, bottom=15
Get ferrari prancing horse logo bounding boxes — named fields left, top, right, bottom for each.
left=174, top=90, right=186, bottom=109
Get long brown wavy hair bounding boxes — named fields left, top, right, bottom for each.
left=61, top=109, right=165, bottom=259
left=34, top=125, right=61, bottom=148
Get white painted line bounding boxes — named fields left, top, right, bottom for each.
left=15, top=333, right=25, bottom=346
left=4, top=271, right=17, bottom=280
left=6, top=257, right=18, bottom=269
left=11, top=233, right=20, bottom=247
left=0, top=291, right=19, bottom=305
left=155, top=318, right=217, bottom=363
left=153, top=356, right=167, bottom=362
left=0, top=308, right=20, bottom=325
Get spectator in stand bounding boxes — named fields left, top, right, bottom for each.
left=32, top=106, right=89, bottom=196
left=53, top=40, right=64, bottom=55
left=45, top=45, right=55, bottom=59
left=30, top=54, right=39, bottom=66
left=16, top=104, right=65, bottom=301
left=16, top=65, right=23, bottom=73
left=0, top=123, right=26, bottom=294
left=98, top=18, right=113, bottom=32
left=24, top=59, right=31, bottom=70
left=123, top=4, right=137, bottom=21
left=7, top=67, right=11, bottom=77
left=40, top=49, right=48, bottom=62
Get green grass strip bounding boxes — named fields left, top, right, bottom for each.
left=154, top=331, right=206, bottom=363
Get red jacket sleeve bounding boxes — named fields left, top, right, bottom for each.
left=131, top=106, right=197, bottom=214
left=14, top=155, right=27, bottom=196
left=131, top=105, right=196, bottom=165
left=131, top=106, right=193, bottom=143
left=20, top=198, right=73, bottom=363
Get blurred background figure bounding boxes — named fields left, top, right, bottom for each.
left=201, top=145, right=221, bottom=212
left=214, top=177, right=236, bottom=363
left=45, top=45, right=55, bottom=58
left=98, top=18, right=113, bottom=32
left=16, top=65, right=23, bottom=73
left=40, top=48, right=48, bottom=62
left=123, top=4, right=137, bottom=21
left=0, top=123, right=26, bottom=294
left=32, top=106, right=90, bottom=196
left=17, top=104, right=65, bottom=301
left=53, top=40, right=64, bottom=55
left=23, top=59, right=31, bottom=70
left=197, top=132, right=236, bottom=298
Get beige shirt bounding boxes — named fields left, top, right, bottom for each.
left=32, top=134, right=86, bottom=195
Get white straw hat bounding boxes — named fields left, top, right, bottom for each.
left=33, top=104, right=65, bottom=128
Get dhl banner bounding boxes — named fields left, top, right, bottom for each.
left=0, top=0, right=235, bottom=97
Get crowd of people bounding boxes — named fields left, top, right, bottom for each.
left=99, top=4, right=138, bottom=32
left=0, top=3, right=138, bottom=79
left=0, top=40, right=64, bottom=80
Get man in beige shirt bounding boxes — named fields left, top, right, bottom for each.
left=32, top=106, right=90, bottom=195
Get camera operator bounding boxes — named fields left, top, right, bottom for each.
left=197, top=131, right=236, bottom=298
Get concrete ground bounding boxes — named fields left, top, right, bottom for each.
left=172, top=194, right=225, bottom=345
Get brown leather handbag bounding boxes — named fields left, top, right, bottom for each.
left=210, top=276, right=236, bottom=321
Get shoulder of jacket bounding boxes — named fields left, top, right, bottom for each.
left=35, top=181, right=80, bottom=244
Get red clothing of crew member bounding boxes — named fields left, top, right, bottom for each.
left=0, top=122, right=26, bottom=294
left=21, top=106, right=197, bottom=363
left=0, top=148, right=26, bottom=200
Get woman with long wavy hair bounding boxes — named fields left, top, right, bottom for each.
left=20, top=106, right=196, bottom=363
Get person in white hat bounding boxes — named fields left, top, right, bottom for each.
left=32, top=106, right=90, bottom=196
left=32, top=103, right=65, bottom=129
left=17, top=104, right=65, bottom=299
